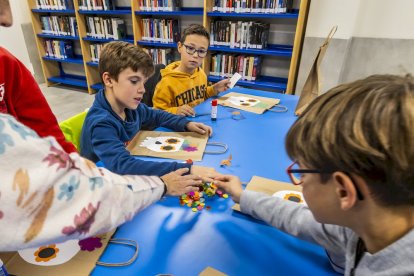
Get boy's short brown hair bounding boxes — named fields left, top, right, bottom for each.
left=99, top=41, right=154, bottom=81
left=180, top=24, right=210, bottom=44
left=286, top=74, right=414, bottom=206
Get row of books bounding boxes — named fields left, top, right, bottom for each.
left=141, top=18, right=180, bottom=43
left=212, top=0, right=292, bottom=13
left=40, top=16, right=78, bottom=37
left=139, top=0, right=182, bottom=12
left=89, top=43, right=104, bottom=62
left=210, top=20, right=269, bottom=49
left=78, top=0, right=115, bottom=11
left=142, top=48, right=175, bottom=66
left=85, top=17, right=127, bottom=39
left=35, top=0, right=74, bottom=10
left=210, top=54, right=261, bottom=81
left=43, top=39, right=74, bottom=59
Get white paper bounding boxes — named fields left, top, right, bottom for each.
left=229, top=72, right=242, bottom=88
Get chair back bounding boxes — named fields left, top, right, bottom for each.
left=142, top=63, right=165, bottom=107
left=59, top=111, right=88, bottom=151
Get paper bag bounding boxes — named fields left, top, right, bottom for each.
left=199, top=266, right=228, bottom=276
left=0, top=230, right=115, bottom=276
left=217, top=92, right=280, bottom=114
left=233, top=176, right=304, bottom=211
left=127, top=131, right=209, bottom=161
left=295, top=26, right=338, bottom=115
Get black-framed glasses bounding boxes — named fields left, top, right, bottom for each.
left=286, top=161, right=364, bottom=200
left=182, top=44, right=208, bottom=58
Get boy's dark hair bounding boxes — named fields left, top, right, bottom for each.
left=99, top=41, right=154, bottom=82
left=180, top=24, right=210, bottom=43
left=286, top=74, right=414, bottom=206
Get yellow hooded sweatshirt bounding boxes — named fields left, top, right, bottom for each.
left=152, top=61, right=216, bottom=114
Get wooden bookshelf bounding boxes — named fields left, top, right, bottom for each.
left=27, top=0, right=309, bottom=95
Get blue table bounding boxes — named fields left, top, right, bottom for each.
left=92, top=87, right=339, bottom=276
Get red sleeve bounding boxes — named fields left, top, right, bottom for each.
left=0, top=47, right=77, bottom=153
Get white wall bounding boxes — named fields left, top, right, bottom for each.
left=306, top=0, right=414, bottom=39
left=353, top=0, right=414, bottom=39
left=0, top=1, right=33, bottom=72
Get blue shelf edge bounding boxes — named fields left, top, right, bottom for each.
left=78, top=6, right=132, bottom=15
left=43, top=55, right=84, bottom=64
left=87, top=61, right=99, bottom=67
left=207, top=11, right=298, bottom=18
left=136, top=7, right=203, bottom=16
left=38, top=33, right=79, bottom=40
left=91, top=83, right=104, bottom=90
left=209, top=44, right=293, bottom=57
left=208, top=75, right=287, bottom=90
left=48, top=74, right=88, bottom=88
left=137, top=41, right=177, bottom=48
left=82, top=36, right=134, bottom=44
left=32, top=8, right=75, bottom=14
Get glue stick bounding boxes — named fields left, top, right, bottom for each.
left=211, top=99, right=218, bottom=121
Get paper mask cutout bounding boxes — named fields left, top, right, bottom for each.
left=18, top=240, right=80, bottom=266
left=220, top=154, right=232, bottom=167
left=226, top=96, right=260, bottom=107
left=127, top=131, right=208, bottom=161
left=272, top=190, right=307, bottom=205
left=139, top=136, right=185, bottom=152
left=218, top=92, right=280, bottom=114
left=233, top=176, right=303, bottom=211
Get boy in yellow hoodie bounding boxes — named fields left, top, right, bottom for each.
left=152, top=24, right=230, bottom=116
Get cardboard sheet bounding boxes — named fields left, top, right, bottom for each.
left=217, top=92, right=280, bottom=114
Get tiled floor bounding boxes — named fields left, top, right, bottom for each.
left=40, top=84, right=95, bottom=122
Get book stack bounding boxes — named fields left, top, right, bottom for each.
left=210, top=54, right=261, bottom=81
left=40, top=15, right=78, bottom=36
left=35, top=0, right=74, bottom=10
left=141, top=18, right=180, bottom=43
left=210, top=20, right=270, bottom=49
left=85, top=17, right=126, bottom=39
left=212, top=0, right=292, bottom=13
left=78, top=0, right=115, bottom=10
left=89, top=43, right=105, bottom=62
left=43, top=40, right=74, bottom=59
left=139, top=0, right=182, bottom=11
left=142, top=48, right=175, bottom=65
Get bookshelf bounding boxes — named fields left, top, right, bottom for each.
left=28, top=0, right=309, bottom=95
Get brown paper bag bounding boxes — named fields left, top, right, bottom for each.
left=217, top=92, right=280, bottom=114
left=233, top=176, right=304, bottom=211
left=0, top=230, right=116, bottom=276
left=295, top=26, right=338, bottom=115
left=199, top=266, right=228, bottom=276
left=127, top=131, right=209, bottom=161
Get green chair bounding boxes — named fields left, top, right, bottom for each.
left=59, top=110, right=88, bottom=151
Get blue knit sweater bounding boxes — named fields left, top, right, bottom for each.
left=80, top=89, right=191, bottom=176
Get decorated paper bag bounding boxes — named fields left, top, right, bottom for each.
left=295, top=26, right=338, bottom=115
left=127, top=131, right=209, bottom=161
left=233, top=176, right=305, bottom=211
left=217, top=92, right=280, bottom=114
left=0, top=230, right=125, bottom=276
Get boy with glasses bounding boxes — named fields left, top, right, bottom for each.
left=213, top=74, right=414, bottom=275
left=152, top=24, right=230, bottom=116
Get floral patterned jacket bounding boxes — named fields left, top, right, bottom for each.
left=0, top=114, right=164, bottom=251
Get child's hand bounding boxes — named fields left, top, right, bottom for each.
left=186, top=122, right=213, bottom=136
left=160, top=168, right=203, bottom=196
left=213, top=175, right=243, bottom=203
left=190, top=165, right=217, bottom=179
left=213, top=79, right=231, bottom=94
left=177, top=105, right=195, bottom=116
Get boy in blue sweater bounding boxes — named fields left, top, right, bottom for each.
left=81, top=41, right=214, bottom=178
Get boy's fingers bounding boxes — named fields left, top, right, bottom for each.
left=174, top=167, right=190, bottom=175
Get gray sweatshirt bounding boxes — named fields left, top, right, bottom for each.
left=240, top=190, right=414, bottom=276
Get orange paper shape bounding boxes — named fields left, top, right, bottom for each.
left=220, top=154, right=232, bottom=167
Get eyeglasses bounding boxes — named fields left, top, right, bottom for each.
left=182, top=44, right=208, bottom=58
left=286, top=161, right=364, bottom=200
